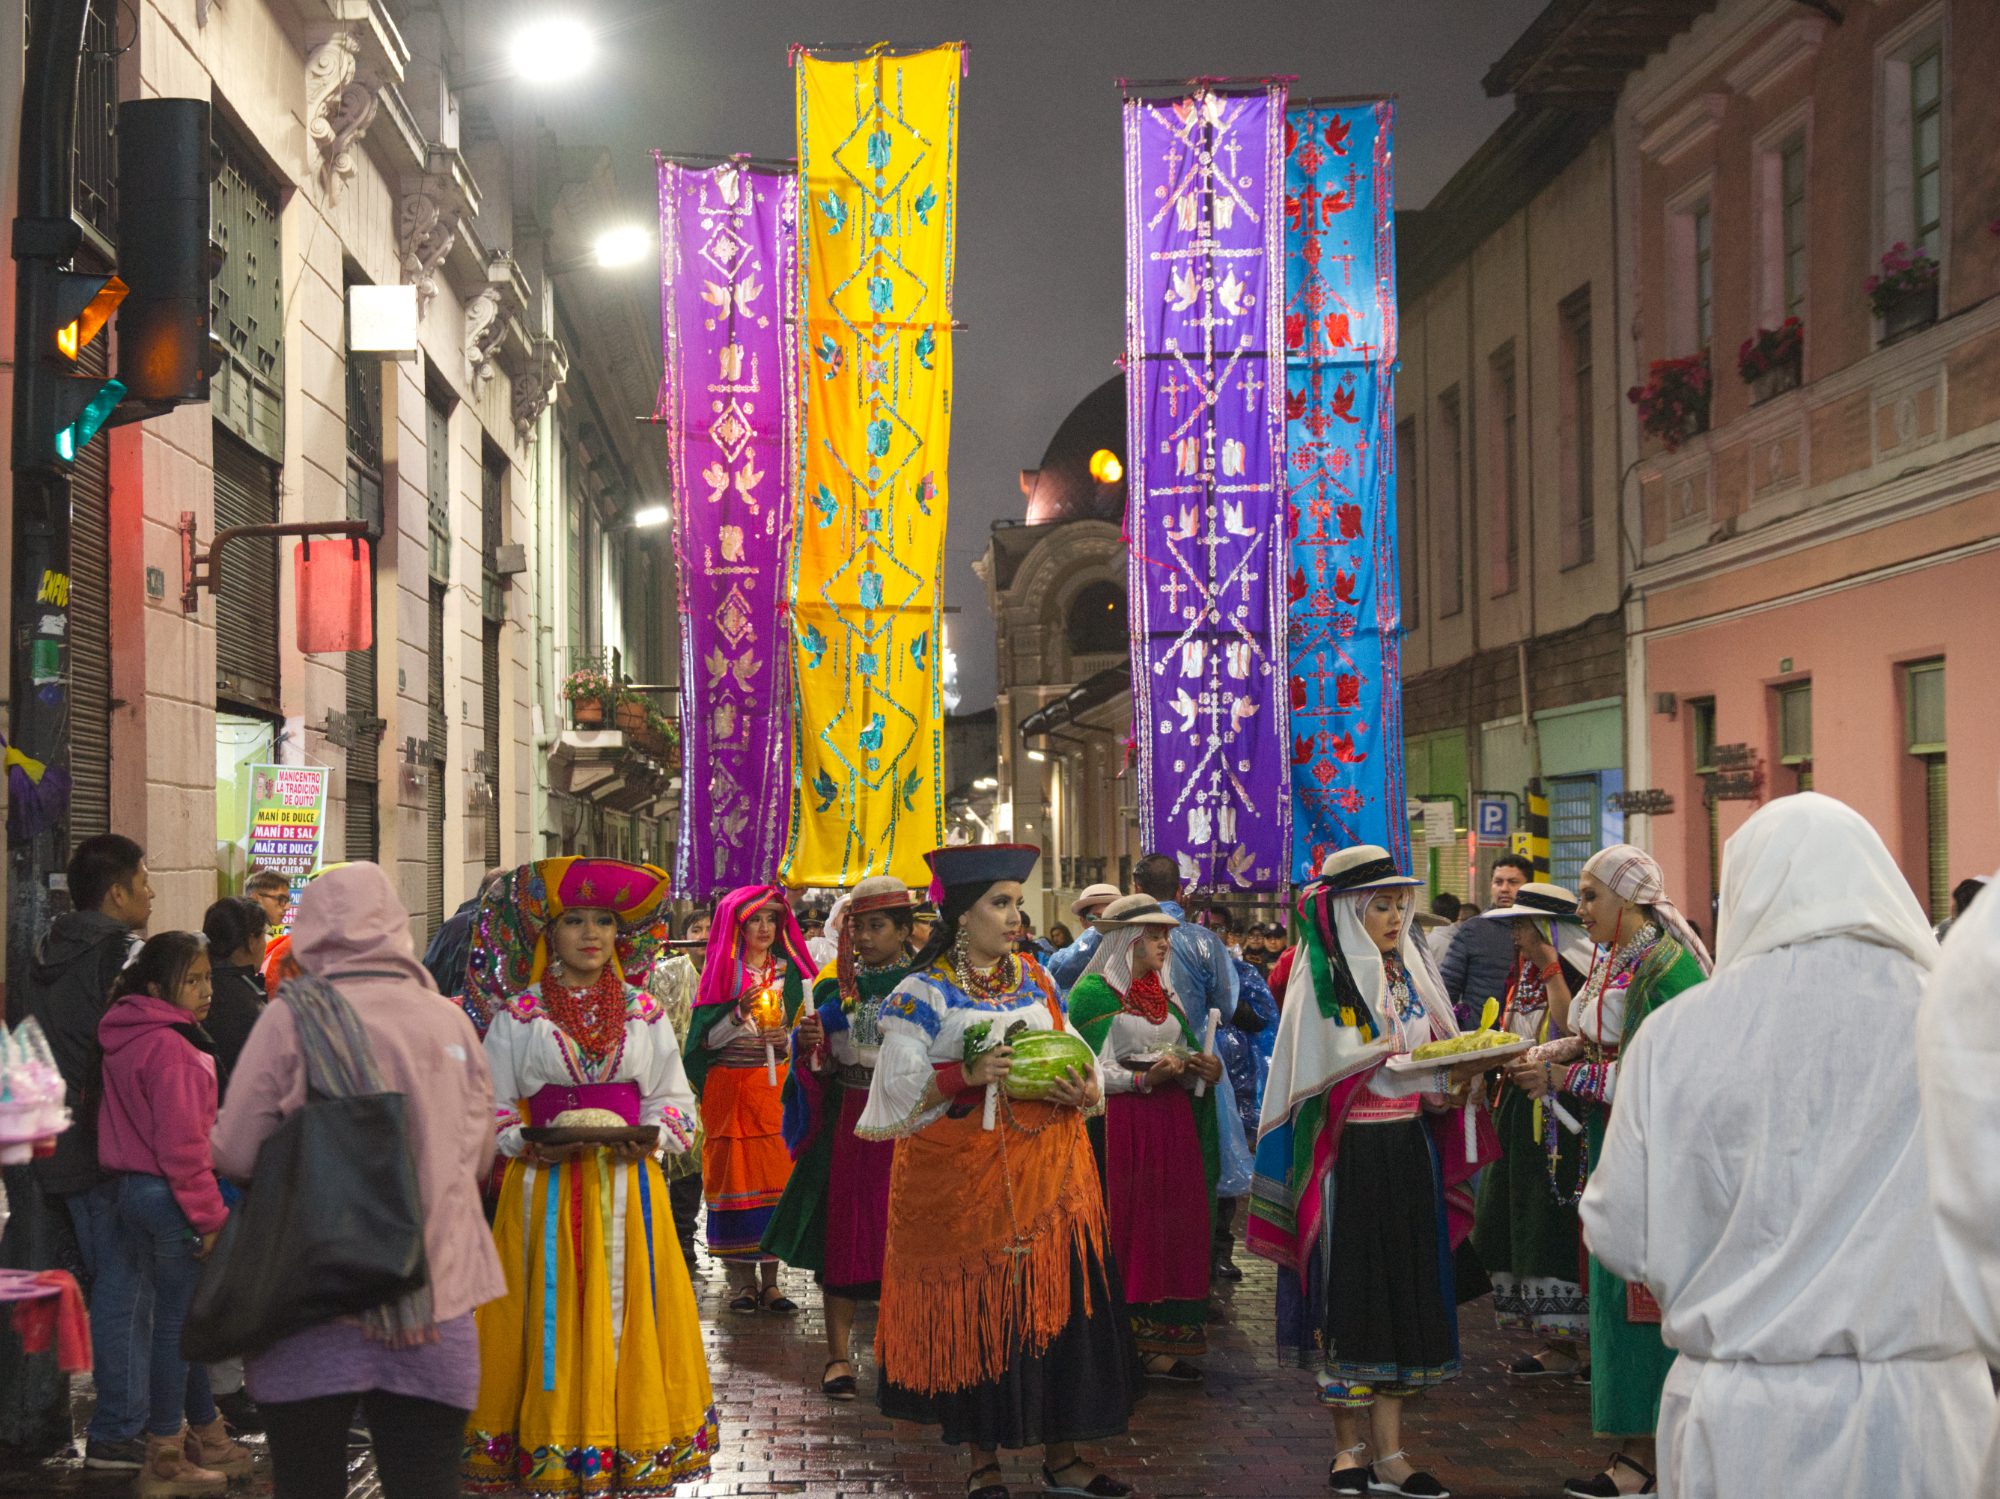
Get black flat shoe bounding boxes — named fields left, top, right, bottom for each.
left=1329, top=1462, right=1373, bottom=1495
left=727, top=1289, right=758, bottom=1312
left=1507, top=1350, right=1581, bottom=1378
left=1369, top=1471, right=1451, bottom=1498
left=1143, top=1357, right=1203, bottom=1384
left=1563, top=1454, right=1656, bottom=1497
left=821, top=1358, right=858, bottom=1401
left=760, top=1286, right=799, bottom=1314
left=968, top=1462, right=1009, bottom=1499
left=1041, top=1457, right=1131, bottom=1497
left=1212, top=1255, right=1243, bottom=1282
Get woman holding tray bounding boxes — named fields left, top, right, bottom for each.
left=858, top=843, right=1139, bottom=1499
left=1249, top=845, right=1496, bottom=1499
left=761, top=874, right=919, bottom=1399
left=1503, top=846, right=1709, bottom=1499
left=683, top=884, right=815, bottom=1310
left=1470, top=884, right=1596, bottom=1379
left=1066, top=894, right=1222, bottom=1383
left=461, top=857, right=717, bottom=1496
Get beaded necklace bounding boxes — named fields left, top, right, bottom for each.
left=952, top=932, right=1021, bottom=1000
left=1122, top=969, right=1171, bottom=1026
left=544, top=967, right=628, bottom=1080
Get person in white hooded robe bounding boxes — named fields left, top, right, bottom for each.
left=1917, top=858, right=2000, bottom=1489
left=1580, top=792, right=1991, bottom=1499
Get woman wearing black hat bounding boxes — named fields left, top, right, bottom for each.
left=856, top=844, right=1139, bottom=1499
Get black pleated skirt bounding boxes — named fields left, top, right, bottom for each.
left=878, top=1244, right=1142, bottom=1449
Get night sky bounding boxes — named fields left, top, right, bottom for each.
left=527, top=0, right=1550, bottom=708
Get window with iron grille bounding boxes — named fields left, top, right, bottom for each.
left=1905, top=660, right=1947, bottom=919
left=1548, top=774, right=1600, bottom=893
left=427, top=394, right=451, bottom=582
left=213, top=428, right=281, bottom=712
left=73, top=1, right=118, bottom=245
left=1780, top=141, right=1808, bottom=323
left=482, top=447, right=507, bottom=622
left=1776, top=681, right=1813, bottom=793
left=210, top=131, right=284, bottom=459
left=484, top=620, right=504, bottom=868
left=427, top=582, right=448, bottom=932
left=1911, top=46, right=1943, bottom=252
left=1437, top=389, right=1464, bottom=618
left=68, top=291, right=114, bottom=846
left=1559, top=289, right=1594, bottom=569
left=1489, top=345, right=1518, bottom=597
left=1690, top=698, right=1719, bottom=908
left=1693, top=202, right=1714, bottom=351
left=343, top=286, right=383, bottom=861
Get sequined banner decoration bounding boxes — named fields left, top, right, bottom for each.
left=657, top=158, right=798, bottom=898
left=1283, top=102, right=1409, bottom=878
left=781, top=45, right=961, bottom=888
left=1123, top=83, right=1291, bottom=890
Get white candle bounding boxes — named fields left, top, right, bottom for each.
left=1549, top=1098, right=1585, bottom=1136
left=1194, top=1010, right=1220, bottom=1098
left=764, top=1039, right=778, bottom=1086
left=1463, top=1093, right=1480, bottom=1159
left=982, top=1081, right=999, bottom=1131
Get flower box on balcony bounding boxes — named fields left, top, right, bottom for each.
left=1879, top=281, right=1938, bottom=344
left=1739, top=319, right=1803, bottom=405
left=1628, top=351, right=1712, bottom=454
left=1865, top=244, right=1939, bottom=345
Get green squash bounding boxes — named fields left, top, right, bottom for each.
left=1002, top=1029, right=1097, bottom=1100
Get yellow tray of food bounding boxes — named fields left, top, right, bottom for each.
left=1383, top=1033, right=1534, bottom=1073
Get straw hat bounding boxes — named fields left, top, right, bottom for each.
left=1480, top=882, right=1581, bottom=922
left=1316, top=845, right=1422, bottom=893
left=1070, top=882, right=1122, bottom=918
left=1095, top=894, right=1180, bottom=928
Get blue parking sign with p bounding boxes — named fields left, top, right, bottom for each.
left=1476, top=798, right=1509, bottom=845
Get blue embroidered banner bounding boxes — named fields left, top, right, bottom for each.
left=1283, top=102, right=1409, bottom=880
left=1122, top=83, right=1292, bottom=892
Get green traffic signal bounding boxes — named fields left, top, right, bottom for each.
left=55, top=377, right=127, bottom=461
left=14, top=263, right=128, bottom=471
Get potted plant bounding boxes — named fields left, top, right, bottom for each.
left=614, top=686, right=652, bottom=739
left=1738, top=318, right=1804, bottom=403
left=650, top=704, right=681, bottom=764
left=1865, top=242, right=1939, bottom=342
left=1626, top=350, right=1712, bottom=452
left=561, top=661, right=613, bottom=728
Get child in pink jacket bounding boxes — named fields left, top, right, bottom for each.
left=98, top=932, right=251, bottom=1496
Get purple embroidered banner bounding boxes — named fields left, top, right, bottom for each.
left=1122, top=85, right=1291, bottom=891
left=1283, top=103, right=1409, bottom=879
left=657, top=158, right=798, bottom=898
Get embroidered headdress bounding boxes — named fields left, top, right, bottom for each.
left=462, top=857, right=671, bottom=1031
left=694, top=884, right=817, bottom=1009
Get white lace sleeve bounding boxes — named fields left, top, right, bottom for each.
left=484, top=1015, right=528, bottom=1160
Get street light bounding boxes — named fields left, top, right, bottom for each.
left=632, top=505, right=670, bottom=529
left=1026, top=749, right=1047, bottom=763
left=1088, top=448, right=1123, bottom=484
left=591, top=225, right=652, bottom=269
left=508, top=15, right=596, bottom=85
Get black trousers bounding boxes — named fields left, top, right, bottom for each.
left=260, top=1389, right=467, bottom=1499
left=669, top=1171, right=703, bottom=1257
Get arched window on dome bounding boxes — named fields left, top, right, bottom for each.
left=1066, top=579, right=1127, bottom=658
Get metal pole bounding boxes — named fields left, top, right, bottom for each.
left=9, top=0, right=93, bottom=1017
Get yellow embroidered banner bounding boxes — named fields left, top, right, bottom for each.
left=782, top=44, right=961, bottom=888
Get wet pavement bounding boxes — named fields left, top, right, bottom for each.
left=4, top=1243, right=1603, bottom=1498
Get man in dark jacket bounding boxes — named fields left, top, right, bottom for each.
left=24, top=834, right=152, bottom=1468
left=422, top=867, right=504, bottom=998
left=1438, top=853, right=1533, bottom=1028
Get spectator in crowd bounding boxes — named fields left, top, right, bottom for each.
left=1439, top=855, right=1532, bottom=1027
left=1131, top=855, right=1240, bottom=1026
left=242, top=868, right=290, bottom=933
left=98, top=932, right=252, bottom=1494
left=214, top=863, right=504, bottom=1499
left=1422, top=892, right=1462, bottom=965
left=200, top=897, right=268, bottom=1087
left=24, top=833, right=152, bottom=1471
left=421, top=867, right=505, bottom=998
left=1047, top=884, right=1121, bottom=992
left=1933, top=875, right=1988, bottom=943
left=1046, top=922, right=1074, bottom=950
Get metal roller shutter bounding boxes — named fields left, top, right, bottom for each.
left=426, top=583, right=447, bottom=930
left=212, top=429, right=281, bottom=711
left=1925, top=755, right=1949, bottom=921
left=344, top=637, right=378, bottom=862
left=68, top=331, right=113, bottom=847
left=483, top=622, right=503, bottom=868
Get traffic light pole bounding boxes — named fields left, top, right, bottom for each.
left=9, top=0, right=94, bottom=1017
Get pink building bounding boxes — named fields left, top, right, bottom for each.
left=1616, top=0, right=2000, bottom=927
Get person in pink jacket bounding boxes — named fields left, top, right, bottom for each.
left=98, top=931, right=252, bottom=1497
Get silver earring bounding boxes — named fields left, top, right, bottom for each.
left=550, top=956, right=565, bottom=980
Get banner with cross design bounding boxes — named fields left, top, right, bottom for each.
left=1282, top=101, right=1410, bottom=880
left=657, top=157, right=798, bottom=899
left=781, top=45, right=961, bottom=888
left=1122, top=82, right=1292, bottom=890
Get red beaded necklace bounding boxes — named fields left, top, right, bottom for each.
left=1123, top=969, right=1171, bottom=1026
left=543, top=965, right=628, bottom=1067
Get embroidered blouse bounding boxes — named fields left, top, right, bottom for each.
left=484, top=981, right=697, bottom=1160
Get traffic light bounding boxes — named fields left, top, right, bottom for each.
left=115, top=98, right=221, bottom=412
left=13, top=259, right=126, bottom=470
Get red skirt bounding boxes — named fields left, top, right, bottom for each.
left=1104, top=1087, right=1211, bottom=1306
left=823, top=1082, right=894, bottom=1294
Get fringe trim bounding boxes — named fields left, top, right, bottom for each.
left=876, top=1176, right=1108, bottom=1396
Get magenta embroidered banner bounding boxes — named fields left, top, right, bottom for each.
left=1122, top=84, right=1291, bottom=891
left=1282, top=103, right=1408, bottom=879
left=657, top=157, right=797, bottom=897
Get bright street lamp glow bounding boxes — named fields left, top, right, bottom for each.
left=1088, top=448, right=1123, bottom=484
left=1026, top=749, right=1047, bottom=763
left=632, top=505, right=670, bottom=528
left=509, top=16, right=596, bottom=84
left=593, top=225, right=652, bottom=268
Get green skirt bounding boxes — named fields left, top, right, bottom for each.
left=1584, top=1107, right=1676, bottom=1436
left=1472, top=1086, right=1588, bottom=1337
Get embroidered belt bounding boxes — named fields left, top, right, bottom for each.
left=834, top=1063, right=874, bottom=1089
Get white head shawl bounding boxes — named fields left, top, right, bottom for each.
left=1716, top=793, right=1939, bottom=974
left=1261, top=886, right=1460, bottom=1141
left=1582, top=843, right=1715, bottom=976
left=1079, top=922, right=1185, bottom=1018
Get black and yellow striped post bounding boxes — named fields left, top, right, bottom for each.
left=1525, top=778, right=1551, bottom=879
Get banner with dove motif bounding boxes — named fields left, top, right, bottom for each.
left=657, top=157, right=798, bottom=898
left=1283, top=101, right=1410, bottom=879
left=1122, top=83, right=1291, bottom=891
left=782, top=45, right=960, bottom=888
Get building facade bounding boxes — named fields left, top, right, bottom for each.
left=0, top=0, right=675, bottom=987
left=1614, top=0, right=2000, bottom=924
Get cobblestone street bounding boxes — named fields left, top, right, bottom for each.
left=9, top=1240, right=1603, bottom=1499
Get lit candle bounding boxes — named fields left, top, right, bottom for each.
left=754, top=986, right=782, bottom=1084
left=1194, top=1010, right=1220, bottom=1098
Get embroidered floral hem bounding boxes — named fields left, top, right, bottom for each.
left=1314, top=1359, right=1459, bottom=1409
left=1489, top=1272, right=1589, bottom=1337
left=463, top=1407, right=719, bottom=1496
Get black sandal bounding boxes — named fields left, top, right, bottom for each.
left=727, top=1289, right=758, bottom=1312
left=1562, top=1453, right=1656, bottom=1497
left=1329, top=1459, right=1373, bottom=1495
left=968, top=1461, right=1009, bottom=1499
left=1367, top=1451, right=1451, bottom=1497
left=1041, top=1456, right=1131, bottom=1497
left=1142, top=1356, right=1203, bottom=1384
left=760, top=1285, right=799, bottom=1314
left=821, top=1358, right=858, bottom=1401
left=1507, top=1348, right=1581, bottom=1378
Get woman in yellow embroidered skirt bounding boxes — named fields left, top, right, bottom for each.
left=683, top=884, right=814, bottom=1311
left=461, top=857, right=717, bottom=1496
left=858, top=844, right=1140, bottom=1499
